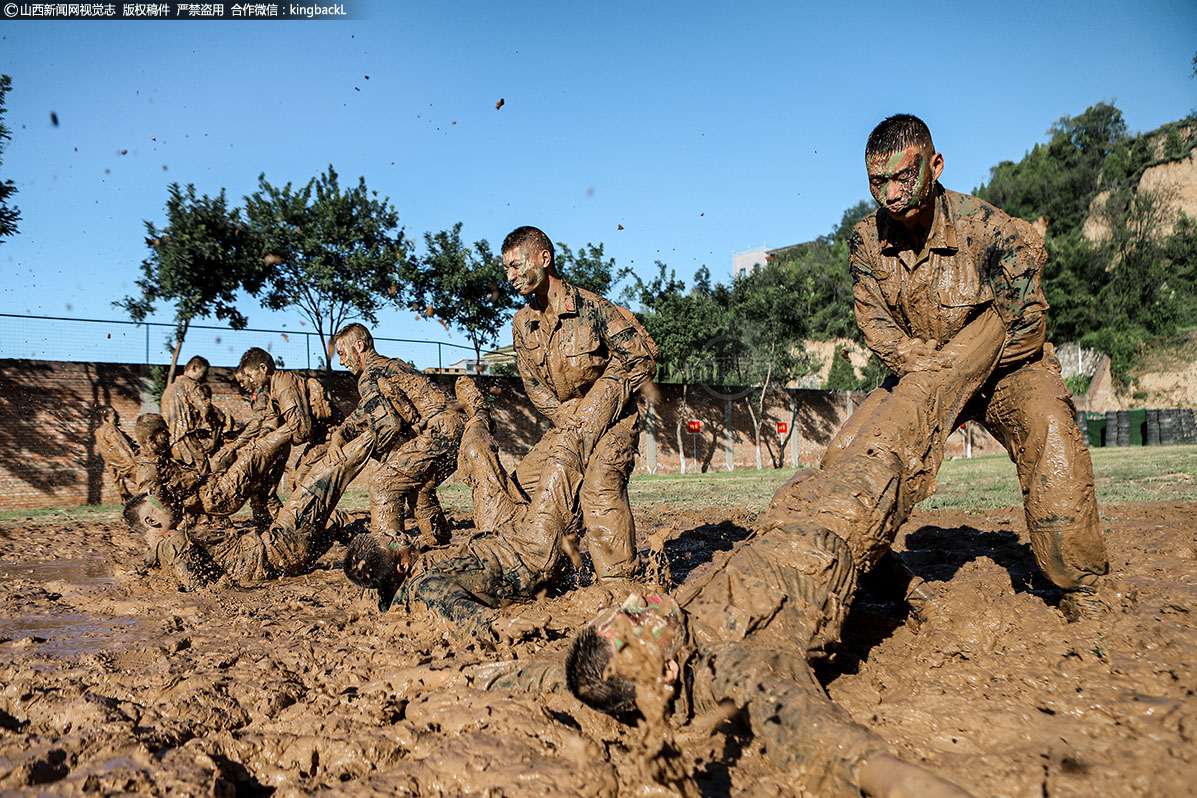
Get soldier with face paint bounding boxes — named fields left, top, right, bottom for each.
left=503, top=225, right=658, bottom=582
left=839, top=114, right=1108, bottom=620
left=328, top=323, right=464, bottom=546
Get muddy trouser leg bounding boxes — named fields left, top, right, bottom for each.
left=979, top=356, right=1108, bottom=592
left=513, top=427, right=563, bottom=505
left=697, top=642, right=886, bottom=798
left=459, top=414, right=528, bottom=534
left=579, top=408, right=641, bottom=580
left=371, top=415, right=461, bottom=539
left=820, top=376, right=897, bottom=471
left=202, top=426, right=293, bottom=516
left=249, top=446, right=288, bottom=527
left=761, top=308, right=1008, bottom=577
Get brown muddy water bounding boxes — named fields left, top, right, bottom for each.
left=0, top=504, right=1194, bottom=797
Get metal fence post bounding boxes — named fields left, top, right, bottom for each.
left=438, top=343, right=443, bottom=370
left=145, top=325, right=150, bottom=364
left=306, top=333, right=311, bottom=371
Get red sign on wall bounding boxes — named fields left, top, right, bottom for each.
left=777, top=421, right=788, bottom=434
left=686, top=420, right=702, bottom=433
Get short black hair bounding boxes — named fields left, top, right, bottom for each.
left=343, top=533, right=390, bottom=589
left=333, top=322, right=374, bottom=352
left=184, top=355, right=210, bottom=371
left=502, top=226, right=555, bottom=269
left=566, top=626, right=639, bottom=718
left=123, top=493, right=153, bottom=528
left=237, top=346, right=275, bottom=375
left=865, top=114, right=934, bottom=159
left=134, top=413, right=168, bottom=447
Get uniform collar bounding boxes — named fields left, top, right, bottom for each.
left=878, top=184, right=958, bottom=255
left=528, top=280, right=580, bottom=321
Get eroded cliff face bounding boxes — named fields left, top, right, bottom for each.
left=1083, top=126, right=1197, bottom=243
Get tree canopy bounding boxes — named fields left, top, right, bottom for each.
left=117, top=182, right=263, bottom=382
left=245, top=166, right=411, bottom=369
left=0, top=74, right=19, bottom=244
left=411, top=223, right=515, bottom=366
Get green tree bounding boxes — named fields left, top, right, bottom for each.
left=555, top=241, right=619, bottom=296
left=412, top=223, right=516, bottom=367
left=725, top=260, right=814, bottom=468
left=823, top=347, right=859, bottom=391
left=245, top=166, right=411, bottom=370
left=0, top=74, right=19, bottom=244
left=118, top=183, right=263, bottom=383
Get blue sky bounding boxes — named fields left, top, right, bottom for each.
left=1, top=0, right=1194, bottom=367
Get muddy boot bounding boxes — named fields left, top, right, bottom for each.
left=1060, top=585, right=1110, bottom=622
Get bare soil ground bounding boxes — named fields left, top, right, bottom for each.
left=0, top=474, right=1194, bottom=796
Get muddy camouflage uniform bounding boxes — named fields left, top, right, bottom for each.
left=212, top=431, right=373, bottom=581
left=491, top=310, right=1014, bottom=796
left=95, top=413, right=138, bottom=501
left=342, top=351, right=463, bottom=544
left=513, top=281, right=657, bottom=580
left=391, top=369, right=644, bottom=635
left=842, top=186, right=1108, bottom=593
left=388, top=413, right=549, bottom=633
left=136, top=424, right=294, bottom=520
left=210, top=391, right=286, bottom=527
left=160, top=372, right=225, bottom=469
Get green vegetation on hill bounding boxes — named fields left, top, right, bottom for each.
left=628, top=103, right=1197, bottom=390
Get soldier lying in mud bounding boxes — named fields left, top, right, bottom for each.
left=381, top=309, right=1011, bottom=796
left=132, top=413, right=293, bottom=524
left=123, top=427, right=376, bottom=587
left=342, top=370, right=634, bottom=639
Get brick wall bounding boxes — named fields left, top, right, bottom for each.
left=0, top=359, right=1001, bottom=510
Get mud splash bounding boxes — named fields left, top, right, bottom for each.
left=0, top=502, right=1194, bottom=796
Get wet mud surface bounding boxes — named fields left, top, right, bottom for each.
left=0, top=501, right=1193, bottom=797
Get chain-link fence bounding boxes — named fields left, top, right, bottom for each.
left=0, top=313, right=478, bottom=371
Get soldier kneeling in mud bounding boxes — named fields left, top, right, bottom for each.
left=124, top=427, right=377, bottom=586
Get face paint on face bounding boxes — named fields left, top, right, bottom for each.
left=336, top=342, right=364, bottom=375
left=867, top=145, right=935, bottom=219
left=592, top=593, right=685, bottom=674
left=504, top=247, right=547, bottom=297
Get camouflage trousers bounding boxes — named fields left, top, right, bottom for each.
left=214, top=431, right=374, bottom=581
left=515, top=403, right=642, bottom=580
left=824, top=340, right=1108, bottom=592
left=371, top=409, right=465, bottom=544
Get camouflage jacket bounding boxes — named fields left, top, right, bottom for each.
left=342, top=351, right=449, bottom=449
left=849, top=186, right=1048, bottom=371
left=513, top=281, right=657, bottom=429
left=266, top=370, right=315, bottom=445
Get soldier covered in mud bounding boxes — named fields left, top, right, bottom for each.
left=558, top=308, right=1018, bottom=798
left=233, top=347, right=343, bottom=494
left=124, top=427, right=376, bottom=586
left=328, top=323, right=463, bottom=547
left=159, top=355, right=227, bottom=470
left=344, top=371, right=633, bottom=639
left=838, top=114, right=1108, bottom=619
left=131, top=412, right=293, bottom=525
left=504, top=225, right=658, bottom=581
left=207, top=389, right=287, bottom=527
left=94, top=405, right=138, bottom=501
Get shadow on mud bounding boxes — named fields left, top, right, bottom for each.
left=662, top=519, right=754, bottom=586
